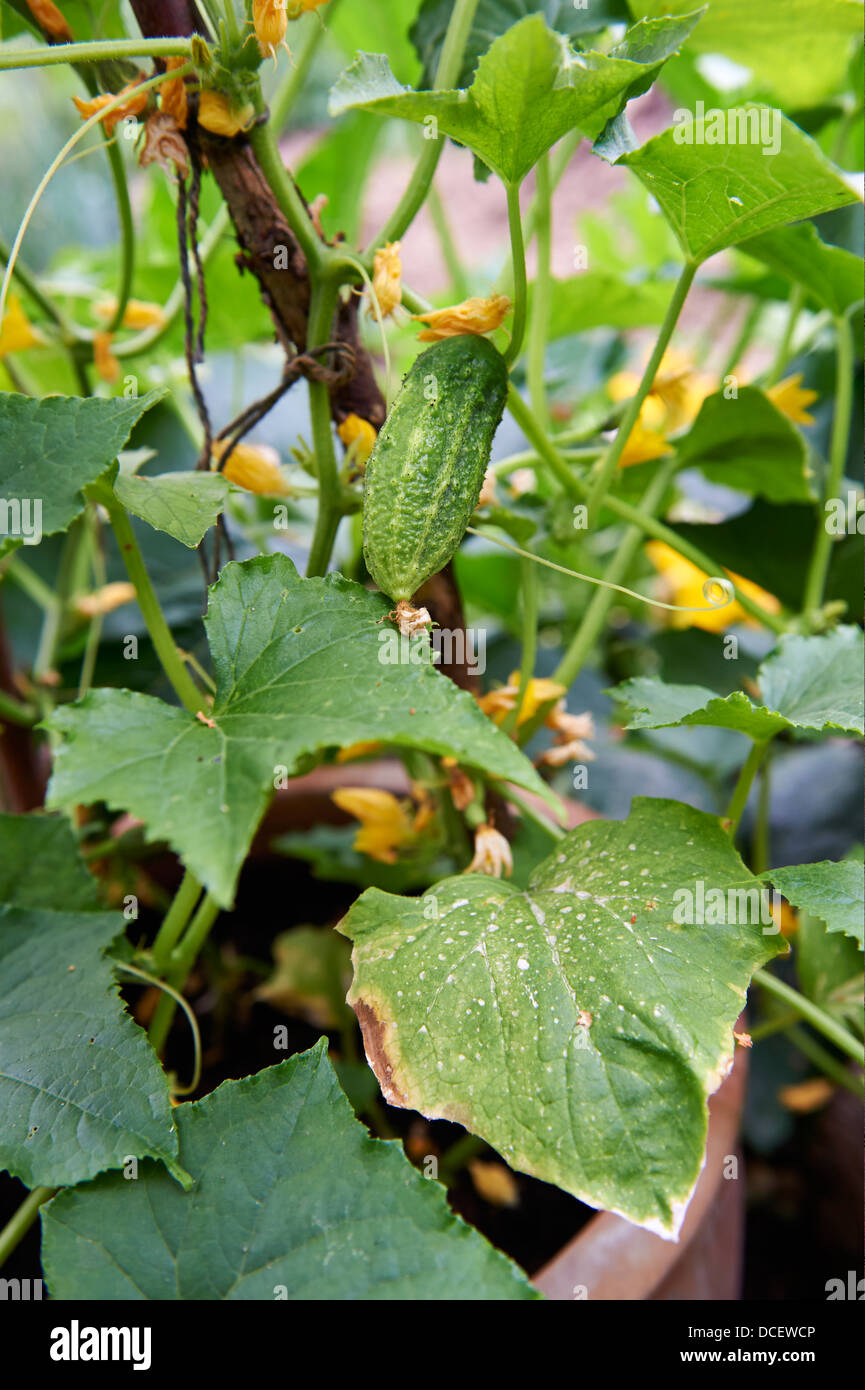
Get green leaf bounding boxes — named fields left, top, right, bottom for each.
left=610, top=627, right=865, bottom=740
left=763, top=861, right=864, bottom=948
left=0, top=906, right=180, bottom=1189
left=329, top=12, right=701, bottom=184
left=631, top=0, right=865, bottom=108
left=113, top=470, right=229, bottom=549
left=256, top=927, right=355, bottom=1029
left=541, top=271, right=671, bottom=338
left=47, top=555, right=554, bottom=907
left=795, top=912, right=864, bottom=1033
left=620, top=114, right=857, bottom=263
left=0, top=391, right=165, bottom=558
left=41, top=1043, right=537, bottom=1300
left=0, top=813, right=99, bottom=910
left=674, top=386, right=813, bottom=502
left=339, top=799, right=784, bottom=1236
left=738, top=223, right=864, bottom=319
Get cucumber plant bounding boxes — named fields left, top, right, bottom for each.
left=0, top=0, right=862, bottom=1304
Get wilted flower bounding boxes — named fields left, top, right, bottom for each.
left=73, top=82, right=149, bottom=136
left=466, top=823, right=513, bottom=878
left=766, top=373, right=818, bottom=426
left=159, top=57, right=188, bottom=130
left=0, top=296, right=44, bottom=357
left=93, top=331, right=120, bottom=383
left=337, top=413, right=377, bottom=466
left=477, top=671, right=566, bottom=727
left=25, top=0, right=72, bottom=40
left=390, top=600, right=432, bottom=637
left=441, top=756, right=475, bottom=811
left=139, top=111, right=189, bottom=179
left=196, top=91, right=255, bottom=138
left=412, top=292, right=511, bottom=342
left=645, top=540, right=781, bottom=633
left=370, top=241, right=402, bottom=319
left=74, top=582, right=137, bottom=617
left=94, top=298, right=166, bottom=331
left=213, top=439, right=288, bottom=495
left=540, top=704, right=596, bottom=768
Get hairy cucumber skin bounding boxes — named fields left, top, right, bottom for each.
left=362, top=335, right=508, bottom=602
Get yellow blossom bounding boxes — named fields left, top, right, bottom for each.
left=468, top=1160, right=520, bottom=1208
left=331, top=787, right=415, bottom=864
left=778, top=1077, right=835, bottom=1113
left=0, top=296, right=44, bottom=357
left=254, top=0, right=288, bottom=59
left=412, top=292, right=511, bottom=342
left=467, top=823, right=513, bottom=878
left=478, top=670, right=566, bottom=728
left=766, top=373, right=818, bottom=426
left=73, top=82, right=149, bottom=137
left=93, top=298, right=166, bottom=331
left=159, top=57, right=188, bottom=130
left=335, top=740, right=383, bottom=763
left=74, top=582, right=137, bottom=618
left=618, top=421, right=674, bottom=467
left=197, top=91, right=255, bottom=138
left=25, top=0, right=72, bottom=40
left=93, top=330, right=120, bottom=383
left=608, top=349, right=713, bottom=467
left=645, top=540, right=781, bottom=633
left=337, top=413, right=377, bottom=466
left=213, top=439, right=288, bottom=495
left=370, top=241, right=402, bottom=319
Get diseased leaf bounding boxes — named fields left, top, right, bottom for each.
left=674, top=387, right=814, bottom=503
left=42, top=1043, right=537, bottom=1300
left=113, top=470, right=229, bottom=549
left=339, top=799, right=784, bottom=1236
left=329, top=12, right=701, bottom=184
left=0, top=906, right=181, bottom=1189
left=620, top=115, right=857, bottom=263
left=0, top=813, right=99, bottom=910
left=610, top=627, right=864, bottom=740
left=764, top=861, right=864, bottom=949
left=0, top=391, right=165, bottom=558
left=47, top=555, right=554, bottom=907
left=738, top=223, right=864, bottom=319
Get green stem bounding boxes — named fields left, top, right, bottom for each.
left=3, top=559, right=60, bottom=614
left=0, top=1185, right=55, bottom=1269
left=0, top=38, right=194, bottom=68
left=719, top=297, right=762, bottom=382
left=802, top=314, right=855, bottom=615
left=526, top=152, right=551, bottom=424
left=437, top=1132, right=487, bottom=1186
left=499, top=130, right=580, bottom=296
left=95, top=486, right=203, bottom=712
left=248, top=107, right=323, bottom=270
left=751, top=750, right=771, bottom=875
left=753, top=969, right=864, bottom=1065
left=369, top=0, right=481, bottom=252
left=305, top=276, right=343, bottom=577
left=786, top=1023, right=864, bottom=1097
left=427, top=183, right=469, bottom=300
left=32, top=517, right=84, bottom=684
left=504, top=181, right=527, bottom=367
left=103, top=140, right=135, bottom=334
left=148, top=891, right=221, bottom=1054
left=151, top=868, right=203, bottom=974
left=584, top=261, right=696, bottom=527
left=0, top=689, right=37, bottom=726
left=502, top=555, right=538, bottom=736
left=506, top=387, right=788, bottom=635
left=765, top=285, right=804, bottom=388
left=725, top=739, right=770, bottom=834
left=0, top=237, right=66, bottom=330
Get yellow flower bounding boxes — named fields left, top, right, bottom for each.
left=335, top=740, right=383, bottom=763
left=74, top=582, right=137, bottom=617
left=254, top=0, right=288, bottom=59
left=73, top=82, right=149, bottom=137
left=618, top=421, right=674, bottom=468
left=337, top=414, right=377, bottom=466
left=412, top=292, right=511, bottom=342
left=197, top=91, right=255, bottom=138
left=0, top=296, right=44, bottom=357
left=25, top=0, right=72, bottom=41
left=213, top=440, right=288, bottom=495
left=93, top=330, right=120, bottom=383
left=466, top=823, right=513, bottom=878
left=370, top=241, right=402, bottom=319
left=477, top=671, right=566, bottom=727
left=766, top=373, right=818, bottom=426
left=159, top=57, right=188, bottom=130
left=331, top=787, right=415, bottom=864
left=93, top=298, right=166, bottom=331
left=645, top=540, right=781, bottom=633
left=608, top=349, right=713, bottom=467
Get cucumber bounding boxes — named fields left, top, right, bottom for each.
left=362, top=335, right=508, bottom=602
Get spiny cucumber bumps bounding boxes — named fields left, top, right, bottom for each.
left=362, top=334, right=508, bottom=602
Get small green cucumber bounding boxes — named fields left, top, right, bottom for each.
left=362, top=334, right=509, bottom=602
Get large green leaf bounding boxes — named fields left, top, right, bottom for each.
left=0, top=391, right=165, bottom=558
left=113, top=470, right=229, bottom=549
left=611, top=627, right=864, bottom=741
left=631, top=0, right=864, bottom=108
left=47, top=555, right=554, bottom=907
left=764, top=861, right=864, bottom=949
left=621, top=115, right=857, bottom=263
left=542, top=271, right=671, bottom=338
left=329, top=12, right=702, bottom=184
left=41, top=1043, right=537, bottom=1300
left=738, top=223, right=864, bottom=319
left=0, top=906, right=181, bottom=1189
left=674, top=387, right=813, bottom=502
left=339, top=799, right=784, bottom=1236
left=0, top=813, right=98, bottom=910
